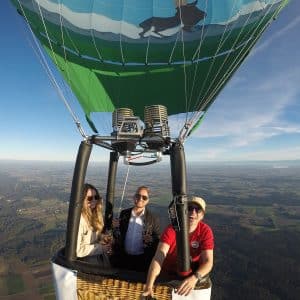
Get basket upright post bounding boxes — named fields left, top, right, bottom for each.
left=104, top=151, right=119, bottom=231
left=65, top=140, right=92, bottom=262
left=170, top=141, right=191, bottom=275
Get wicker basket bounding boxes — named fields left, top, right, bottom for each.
left=77, top=273, right=172, bottom=300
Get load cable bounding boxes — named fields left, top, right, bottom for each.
left=16, top=0, right=87, bottom=139
left=117, top=164, right=131, bottom=217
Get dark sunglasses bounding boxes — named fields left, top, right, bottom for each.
left=87, top=195, right=101, bottom=202
left=188, top=205, right=202, bottom=213
left=135, top=193, right=149, bottom=201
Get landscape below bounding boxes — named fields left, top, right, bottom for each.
left=0, top=160, right=299, bottom=300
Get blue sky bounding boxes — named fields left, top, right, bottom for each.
left=1, top=1, right=300, bottom=162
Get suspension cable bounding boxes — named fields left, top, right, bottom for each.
left=177, top=2, right=189, bottom=128
left=187, top=0, right=209, bottom=111
left=16, top=0, right=87, bottom=138
left=117, top=165, right=131, bottom=217
left=180, top=1, right=279, bottom=140
left=197, top=1, right=278, bottom=116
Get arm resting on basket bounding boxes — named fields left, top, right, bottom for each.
left=176, top=249, right=214, bottom=296
left=142, top=242, right=170, bottom=297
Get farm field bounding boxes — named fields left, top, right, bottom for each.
left=0, top=160, right=299, bottom=299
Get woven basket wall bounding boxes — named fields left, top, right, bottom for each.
left=77, top=273, right=172, bottom=300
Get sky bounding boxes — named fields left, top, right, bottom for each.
left=0, top=1, right=300, bottom=163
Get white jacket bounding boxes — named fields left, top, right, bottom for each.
left=76, top=216, right=103, bottom=257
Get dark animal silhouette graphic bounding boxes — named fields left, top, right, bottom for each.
left=139, top=1, right=206, bottom=38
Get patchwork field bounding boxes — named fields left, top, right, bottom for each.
left=0, top=161, right=299, bottom=299
left=0, top=259, right=54, bottom=300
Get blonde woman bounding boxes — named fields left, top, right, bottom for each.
left=77, top=183, right=110, bottom=261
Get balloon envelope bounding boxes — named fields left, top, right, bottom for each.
left=11, top=0, right=289, bottom=136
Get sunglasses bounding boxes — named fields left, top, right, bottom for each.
left=86, top=195, right=101, bottom=202
left=188, top=205, right=202, bottom=213
left=135, top=193, right=149, bottom=201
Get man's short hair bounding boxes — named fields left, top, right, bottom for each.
left=136, top=186, right=150, bottom=196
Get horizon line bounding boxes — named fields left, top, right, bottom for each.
left=1, top=158, right=300, bottom=164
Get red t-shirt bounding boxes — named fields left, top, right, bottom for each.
left=160, top=222, right=214, bottom=274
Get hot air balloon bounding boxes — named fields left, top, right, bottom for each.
left=10, top=0, right=290, bottom=299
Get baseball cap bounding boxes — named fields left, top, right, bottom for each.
left=188, top=196, right=206, bottom=212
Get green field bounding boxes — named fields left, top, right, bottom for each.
left=39, top=282, right=55, bottom=295
left=44, top=295, right=56, bottom=300
left=1, top=274, right=25, bottom=295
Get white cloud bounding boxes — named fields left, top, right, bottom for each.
left=167, top=61, right=300, bottom=162
left=270, top=126, right=300, bottom=134
left=187, top=64, right=300, bottom=152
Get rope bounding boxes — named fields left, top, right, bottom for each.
left=180, top=1, right=279, bottom=139
left=188, top=0, right=209, bottom=110
left=118, top=165, right=131, bottom=217
left=35, top=0, right=60, bottom=66
left=177, top=2, right=189, bottom=131
left=178, top=0, right=215, bottom=141
left=145, top=34, right=151, bottom=65
left=15, top=0, right=284, bottom=142
left=90, top=0, right=103, bottom=62
left=16, top=0, right=87, bottom=138
left=194, top=0, right=238, bottom=111
left=57, top=1, right=77, bottom=111
left=119, top=2, right=126, bottom=65
left=198, top=1, right=278, bottom=116
left=183, top=0, right=240, bottom=133
left=178, top=0, right=209, bottom=141
left=144, top=1, right=154, bottom=65
left=195, top=2, right=278, bottom=133
left=58, top=3, right=68, bottom=67
left=168, top=30, right=180, bottom=64
left=199, top=4, right=255, bottom=109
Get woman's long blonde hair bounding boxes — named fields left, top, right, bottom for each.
left=81, top=183, right=104, bottom=234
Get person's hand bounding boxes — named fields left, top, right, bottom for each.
left=101, top=242, right=112, bottom=255
left=141, top=286, right=153, bottom=299
left=112, top=218, right=120, bottom=228
left=100, top=233, right=113, bottom=254
left=101, top=233, right=113, bottom=245
left=175, top=274, right=198, bottom=296
left=143, top=232, right=153, bottom=244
